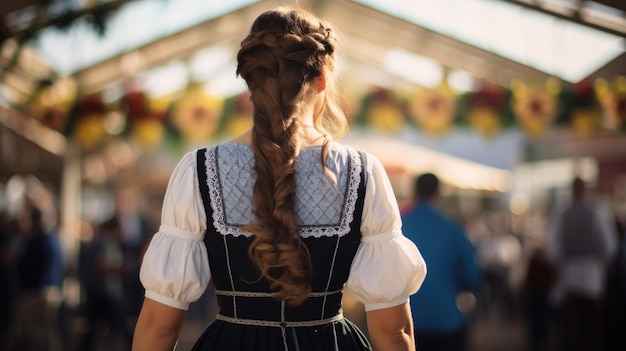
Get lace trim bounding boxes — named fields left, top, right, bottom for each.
left=214, top=288, right=343, bottom=298
left=204, top=144, right=362, bottom=238
left=215, top=312, right=344, bottom=328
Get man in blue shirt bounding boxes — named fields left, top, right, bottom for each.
left=401, top=173, right=481, bottom=351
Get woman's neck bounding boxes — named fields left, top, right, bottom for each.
left=229, top=128, right=327, bottom=147
left=230, top=91, right=329, bottom=146
left=230, top=109, right=328, bottom=147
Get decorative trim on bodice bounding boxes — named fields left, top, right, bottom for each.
left=215, top=312, right=344, bottom=328
left=204, top=143, right=362, bottom=238
left=214, top=287, right=343, bottom=298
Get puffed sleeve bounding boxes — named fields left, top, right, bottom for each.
left=346, top=153, right=427, bottom=312
left=139, top=150, right=210, bottom=310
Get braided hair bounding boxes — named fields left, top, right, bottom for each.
left=236, top=6, right=348, bottom=306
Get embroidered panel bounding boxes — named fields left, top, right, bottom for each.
left=205, top=142, right=362, bottom=238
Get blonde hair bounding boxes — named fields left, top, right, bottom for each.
left=236, top=6, right=348, bottom=305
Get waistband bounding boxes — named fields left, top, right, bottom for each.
left=214, top=288, right=344, bottom=326
left=214, top=288, right=343, bottom=298
left=215, top=312, right=344, bottom=327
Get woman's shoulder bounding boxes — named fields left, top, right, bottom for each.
left=192, top=141, right=253, bottom=157
left=325, top=140, right=364, bottom=158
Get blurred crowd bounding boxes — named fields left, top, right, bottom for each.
left=0, top=173, right=624, bottom=351
left=0, top=191, right=155, bottom=351
left=462, top=177, right=626, bottom=351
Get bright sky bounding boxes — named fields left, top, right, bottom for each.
left=358, top=0, right=625, bottom=83
left=33, top=0, right=258, bottom=74
left=31, top=0, right=625, bottom=96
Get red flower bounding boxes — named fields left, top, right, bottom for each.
left=77, top=94, right=107, bottom=116
left=120, top=91, right=153, bottom=120
left=468, top=85, right=506, bottom=111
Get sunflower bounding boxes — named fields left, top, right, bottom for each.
left=71, top=94, right=108, bottom=150
left=408, top=89, right=456, bottom=136
left=120, top=91, right=165, bottom=149
left=465, top=85, right=506, bottom=138
left=364, top=89, right=405, bottom=133
left=172, top=87, right=224, bottom=142
left=511, top=83, right=557, bottom=138
left=596, top=76, right=626, bottom=130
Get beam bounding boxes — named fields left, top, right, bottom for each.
left=5, top=0, right=138, bottom=40
left=0, top=0, right=41, bottom=17
left=498, top=0, right=626, bottom=38
left=582, top=52, right=626, bottom=82
left=1, top=39, right=54, bottom=105
left=588, top=0, right=626, bottom=13
left=71, top=0, right=286, bottom=93
left=73, top=0, right=558, bottom=94
left=0, top=105, right=67, bottom=156
left=322, top=0, right=555, bottom=87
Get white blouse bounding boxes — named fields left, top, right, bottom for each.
left=140, top=145, right=426, bottom=312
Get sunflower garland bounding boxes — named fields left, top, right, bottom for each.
left=464, top=85, right=507, bottom=138
left=69, top=94, right=108, bottom=151
left=363, top=89, right=406, bottom=133
left=511, top=81, right=558, bottom=139
left=119, top=90, right=165, bottom=150
left=408, top=88, right=456, bottom=136
left=171, top=85, right=224, bottom=143
left=596, top=77, right=626, bottom=131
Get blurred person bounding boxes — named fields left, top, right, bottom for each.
left=8, top=203, right=64, bottom=351
left=0, top=211, right=17, bottom=349
left=401, top=173, right=481, bottom=351
left=78, top=217, right=134, bottom=350
left=132, top=6, right=427, bottom=351
left=521, top=242, right=558, bottom=351
left=114, top=188, right=155, bottom=320
left=475, top=212, right=521, bottom=322
left=602, top=215, right=626, bottom=351
left=545, top=177, right=618, bottom=351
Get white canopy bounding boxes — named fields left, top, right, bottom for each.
left=344, top=133, right=512, bottom=192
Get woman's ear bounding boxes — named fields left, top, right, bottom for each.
left=316, top=73, right=327, bottom=93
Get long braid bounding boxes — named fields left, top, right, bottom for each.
left=236, top=7, right=343, bottom=306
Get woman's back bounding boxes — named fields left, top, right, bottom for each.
left=191, top=141, right=371, bottom=350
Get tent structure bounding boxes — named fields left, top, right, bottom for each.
left=2, top=0, right=624, bottom=91
left=1, top=0, right=625, bottom=189
left=344, top=133, right=513, bottom=192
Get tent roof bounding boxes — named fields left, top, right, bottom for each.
left=0, top=0, right=624, bottom=191
left=1, top=0, right=625, bottom=103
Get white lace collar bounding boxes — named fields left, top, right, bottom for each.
left=204, top=142, right=362, bottom=238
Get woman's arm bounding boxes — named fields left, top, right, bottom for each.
left=366, top=302, right=415, bottom=351
left=132, top=297, right=187, bottom=351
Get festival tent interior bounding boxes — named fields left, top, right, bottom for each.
left=0, top=0, right=625, bottom=266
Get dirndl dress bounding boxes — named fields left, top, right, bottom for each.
left=139, top=141, right=426, bottom=351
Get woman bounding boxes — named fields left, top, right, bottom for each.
left=132, top=6, right=426, bottom=351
